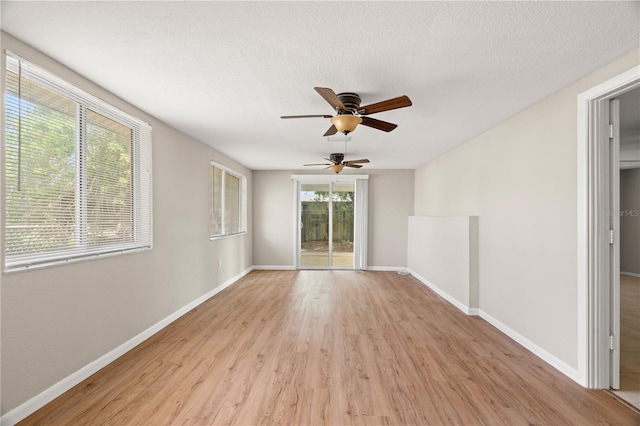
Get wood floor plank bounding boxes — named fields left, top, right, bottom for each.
left=19, top=270, right=640, bottom=425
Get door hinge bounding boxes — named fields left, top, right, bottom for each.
left=609, top=229, right=615, bottom=244
left=610, top=335, right=615, bottom=351
left=609, top=123, right=614, bottom=139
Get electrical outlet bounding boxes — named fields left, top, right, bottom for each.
left=218, top=258, right=222, bottom=267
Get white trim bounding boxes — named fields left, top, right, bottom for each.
left=291, top=174, right=369, bottom=183
left=5, top=50, right=150, bottom=129
left=210, top=162, right=247, bottom=239
left=252, top=265, right=296, bottom=270
left=367, top=266, right=405, bottom=271
left=408, top=268, right=477, bottom=316
left=210, top=160, right=246, bottom=178
left=621, top=271, right=640, bottom=278
left=478, top=310, right=579, bottom=383
left=610, top=99, right=621, bottom=389
left=209, top=231, right=247, bottom=241
left=254, top=266, right=407, bottom=272
left=409, top=242, right=578, bottom=384
left=354, top=178, right=368, bottom=270
left=577, top=65, right=640, bottom=388
left=2, top=246, right=151, bottom=275
left=293, top=175, right=368, bottom=271
left=0, top=267, right=253, bottom=426
left=293, top=179, right=300, bottom=268
left=3, top=52, right=153, bottom=273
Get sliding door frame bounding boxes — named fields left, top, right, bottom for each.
left=292, top=174, right=368, bottom=270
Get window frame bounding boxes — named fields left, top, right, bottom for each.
left=210, top=161, right=246, bottom=240
left=3, top=51, right=153, bottom=272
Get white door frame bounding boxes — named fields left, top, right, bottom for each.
left=609, top=98, right=621, bottom=390
left=291, top=174, right=368, bottom=270
left=577, top=65, right=640, bottom=388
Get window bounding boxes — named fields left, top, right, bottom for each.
left=211, top=162, right=246, bottom=238
left=4, top=52, right=152, bottom=271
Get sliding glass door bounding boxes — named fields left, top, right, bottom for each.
left=298, top=181, right=356, bottom=269
left=331, top=183, right=355, bottom=267
left=300, top=183, right=330, bottom=267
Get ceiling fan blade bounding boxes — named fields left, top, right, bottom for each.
left=346, top=164, right=363, bottom=168
left=360, top=117, right=398, bottom=132
left=315, top=87, right=347, bottom=112
left=344, top=159, right=370, bottom=165
left=304, top=163, right=332, bottom=166
left=358, top=95, right=412, bottom=115
left=323, top=124, right=338, bottom=136
left=281, top=114, right=333, bottom=119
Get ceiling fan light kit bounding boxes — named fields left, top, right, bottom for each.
left=330, top=114, right=362, bottom=134
left=281, top=86, right=412, bottom=136
left=329, top=164, right=345, bottom=174
left=284, top=87, right=412, bottom=173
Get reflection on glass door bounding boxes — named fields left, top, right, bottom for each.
left=332, top=183, right=354, bottom=267
left=299, top=182, right=354, bottom=268
left=300, top=183, right=330, bottom=267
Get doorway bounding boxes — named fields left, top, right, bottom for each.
left=293, top=175, right=368, bottom=270
left=614, top=87, right=640, bottom=408
left=577, top=65, right=640, bottom=402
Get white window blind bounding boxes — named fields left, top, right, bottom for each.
left=4, top=52, right=152, bottom=271
left=211, top=162, right=246, bottom=238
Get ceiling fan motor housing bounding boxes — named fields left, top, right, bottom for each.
left=336, top=93, right=361, bottom=114
left=329, top=153, right=345, bottom=163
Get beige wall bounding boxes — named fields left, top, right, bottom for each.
left=253, top=169, right=414, bottom=268
left=621, top=168, right=640, bottom=274
left=367, top=170, right=415, bottom=268
left=408, top=216, right=479, bottom=312
left=1, top=33, right=253, bottom=415
left=414, top=49, right=639, bottom=370
left=252, top=170, right=295, bottom=267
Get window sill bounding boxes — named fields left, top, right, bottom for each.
left=209, top=231, right=247, bottom=241
left=4, top=245, right=152, bottom=274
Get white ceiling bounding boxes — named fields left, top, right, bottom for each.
left=1, top=1, right=639, bottom=171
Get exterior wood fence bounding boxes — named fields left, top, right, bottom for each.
left=301, top=201, right=354, bottom=243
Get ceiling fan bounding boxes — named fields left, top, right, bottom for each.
left=281, top=87, right=412, bottom=136
left=304, top=153, right=369, bottom=174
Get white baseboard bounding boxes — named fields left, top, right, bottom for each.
left=478, top=310, right=579, bottom=383
left=252, top=265, right=296, bottom=270
left=367, top=266, right=405, bottom=271
left=406, top=269, right=579, bottom=384
left=0, top=267, right=253, bottom=426
left=621, top=271, right=640, bottom=278
left=252, top=266, right=407, bottom=272
left=407, top=269, right=477, bottom=316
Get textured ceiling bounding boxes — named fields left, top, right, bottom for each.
left=1, top=1, right=639, bottom=170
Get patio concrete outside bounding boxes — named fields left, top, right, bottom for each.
left=300, top=250, right=354, bottom=267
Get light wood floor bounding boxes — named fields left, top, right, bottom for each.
left=21, top=271, right=640, bottom=425
left=615, top=274, right=640, bottom=408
